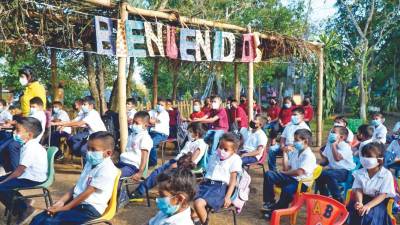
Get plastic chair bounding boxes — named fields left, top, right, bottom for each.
left=243, top=146, right=267, bottom=174
left=270, top=193, right=349, bottom=225
left=347, top=118, right=364, bottom=134
left=6, top=147, right=59, bottom=225
left=192, top=145, right=209, bottom=178
left=206, top=186, right=239, bottom=225
left=160, top=138, right=181, bottom=164
left=84, top=170, right=121, bottom=225
left=337, top=157, right=361, bottom=200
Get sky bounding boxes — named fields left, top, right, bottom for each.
left=282, top=0, right=337, bottom=23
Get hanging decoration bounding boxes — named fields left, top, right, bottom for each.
left=180, top=28, right=196, bottom=61
left=95, top=16, right=115, bottom=55
left=254, top=32, right=262, bottom=62
left=195, top=30, right=212, bottom=61
left=212, top=31, right=223, bottom=61
left=166, top=25, right=178, bottom=59
left=220, top=32, right=236, bottom=62
left=144, top=22, right=165, bottom=57
left=126, top=20, right=147, bottom=58
left=116, top=19, right=128, bottom=57
left=241, top=33, right=255, bottom=62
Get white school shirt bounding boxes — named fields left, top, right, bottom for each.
left=73, top=110, right=86, bottom=122
left=346, top=127, right=354, bottom=143
left=322, top=141, right=355, bottom=170
left=240, top=129, right=268, bottom=160
left=149, top=109, right=170, bottom=136
left=175, top=139, right=207, bottom=164
left=393, top=122, right=400, bottom=133
left=127, top=109, right=137, bottom=120
left=0, top=109, right=12, bottom=123
left=149, top=207, right=194, bottom=225
left=18, top=139, right=48, bottom=182
left=357, top=139, right=373, bottom=154
left=288, top=147, right=316, bottom=186
left=205, top=153, right=242, bottom=184
left=74, top=157, right=118, bottom=214
left=82, top=110, right=107, bottom=134
left=372, top=123, right=387, bottom=144
left=352, top=167, right=396, bottom=198
left=281, top=121, right=310, bottom=146
left=120, top=130, right=153, bottom=168
left=52, top=109, right=72, bottom=134
left=387, top=140, right=400, bottom=159
left=30, top=110, right=47, bottom=142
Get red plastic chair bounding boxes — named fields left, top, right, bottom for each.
left=270, top=193, right=349, bottom=225
left=243, top=146, right=267, bottom=174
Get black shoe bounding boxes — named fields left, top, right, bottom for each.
left=264, top=211, right=273, bottom=220
left=55, top=153, right=65, bottom=161
left=260, top=201, right=276, bottom=212
left=129, top=191, right=144, bottom=202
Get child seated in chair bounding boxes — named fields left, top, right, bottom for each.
left=0, top=117, right=47, bottom=224
left=262, top=129, right=316, bottom=220
left=30, top=131, right=118, bottom=225
left=130, top=122, right=207, bottom=199
left=50, top=101, right=71, bottom=160
left=353, top=124, right=374, bottom=156
left=347, top=142, right=395, bottom=225
left=316, top=126, right=356, bottom=202
left=333, top=116, right=354, bottom=143
left=239, top=114, right=268, bottom=166
left=371, top=113, right=388, bottom=144
left=193, top=133, right=242, bottom=225
left=116, top=111, right=152, bottom=181
left=147, top=168, right=197, bottom=225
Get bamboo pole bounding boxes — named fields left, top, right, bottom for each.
left=152, top=58, right=160, bottom=108
left=247, top=26, right=254, bottom=121
left=50, top=48, right=58, bottom=100
left=234, top=63, right=240, bottom=102
left=316, top=47, right=324, bottom=146
left=118, top=1, right=128, bottom=152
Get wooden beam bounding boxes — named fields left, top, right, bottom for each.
left=81, top=0, right=115, bottom=8
left=316, top=47, right=324, bottom=146
left=118, top=1, right=128, bottom=152
left=247, top=26, right=254, bottom=121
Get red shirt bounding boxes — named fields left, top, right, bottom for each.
left=207, top=108, right=229, bottom=131
left=267, top=105, right=281, bottom=120
left=190, top=111, right=205, bottom=120
left=239, top=102, right=248, bottom=115
left=279, top=106, right=294, bottom=126
left=201, top=106, right=211, bottom=115
left=303, top=105, right=314, bottom=122
left=231, top=107, right=248, bottom=128
left=167, top=108, right=178, bottom=126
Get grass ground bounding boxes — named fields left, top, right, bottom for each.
left=1, top=116, right=399, bottom=225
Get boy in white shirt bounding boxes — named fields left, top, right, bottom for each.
left=333, top=116, right=354, bottom=143
left=0, top=117, right=48, bottom=224
left=148, top=99, right=170, bottom=167
left=30, top=131, right=118, bottom=225
left=354, top=124, right=374, bottom=156
left=0, top=99, right=12, bottom=124
left=240, top=114, right=268, bottom=165
left=127, top=98, right=137, bottom=135
left=50, top=101, right=71, bottom=160
left=53, top=96, right=106, bottom=158
left=371, top=113, right=387, bottom=144
left=116, top=111, right=152, bottom=181
left=262, top=129, right=316, bottom=219
left=384, top=136, right=400, bottom=175
left=268, top=107, right=310, bottom=171
left=316, top=126, right=356, bottom=202
left=193, top=133, right=242, bottom=225
left=29, top=97, right=47, bottom=142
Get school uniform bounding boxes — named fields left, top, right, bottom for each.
left=203, top=108, right=229, bottom=156
left=230, top=106, right=248, bottom=130
left=0, top=109, right=13, bottom=147
left=30, top=110, right=47, bottom=142
left=263, top=147, right=316, bottom=209
left=358, top=139, right=373, bottom=154
left=50, top=109, right=71, bottom=153
left=148, top=109, right=170, bottom=167
left=0, top=109, right=12, bottom=123
left=266, top=105, right=281, bottom=138
left=30, top=157, right=118, bottom=225
left=268, top=121, right=310, bottom=171
left=347, top=167, right=395, bottom=225
left=316, top=141, right=356, bottom=201
left=373, top=123, right=387, bottom=144
left=384, top=140, right=400, bottom=174
left=149, top=207, right=194, bottom=225
left=195, top=153, right=242, bottom=211
left=346, top=127, right=354, bottom=143
left=127, top=109, right=137, bottom=120
left=135, top=139, right=207, bottom=196
left=240, top=129, right=268, bottom=165
left=0, top=139, right=47, bottom=217
left=116, top=130, right=153, bottom=178
left=168, top=108, right=179, bottom=139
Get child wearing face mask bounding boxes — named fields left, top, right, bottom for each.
left=354, top=124, right=374, bottom=156
left=188, top=100, right=205, bottom=121
left=278, top=96, right=295, bottom=129
left=240, top=114, right=268, bottom=166
left=50, top=101, right=71, bottom=160
left=28, top=97, right=47, bottom=142
left=332, top=116, right=354, bottom=143
left=116, top=111, right=152, bottom=182
left=0, top=99, right=12, bottom=125
left=30, top=131, right=118, bottom=225
left=0, top=117, right=47, bottom=224
left=262, top=129, right=316, bottom=219
left=316, top=126, right=356, bottom=202
left=371, top=113, right=387, bottom=144
left=193, top=133, right=242, bottom=225
left=347, top=142, right=395, bottom=225
left=230, top=99, right=249, bottom=133
left=147, top=168, right=197, bottom=225
left=130, top=122, right=207, bottom=200
left=383, top=135, right=400, bottom=176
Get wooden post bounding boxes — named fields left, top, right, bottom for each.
left=247, top=27, right=254, bottom=121
left=153, top=58, right=159, bottom=108
left=316, top=47, right=324, bottom=146
left=50, top=48, right=57, bottom=99
left=234, top=63, right=240, bottom=101
left=118, top=1, right=128, bottom=152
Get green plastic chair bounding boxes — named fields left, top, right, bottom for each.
left=347, top=118, right=364, bottom=133
left=192, top=146, right=209, bottom=176
left=6, top=147, right=58, bottom=225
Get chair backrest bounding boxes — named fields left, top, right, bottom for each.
left=40, top=147, right=58, bottom=188
left=303, top=165, right=323, bottom=193
left=99, top=170, right=121, bottom=221
left=347, top=118, right=364, bottom=133
left=198, top=144, right=209, bottom=170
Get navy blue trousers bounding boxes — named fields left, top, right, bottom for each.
left=149, top=131, right=168, bottom=167
left=0, top=139, right=22, bottom=172
left=347, top=196, right=393, bottom=225
left=136, top=159, right=176, bottom=195
left=315, top=169, right=349, bottom=201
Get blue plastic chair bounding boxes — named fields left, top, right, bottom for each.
left=337, top=156, right=361, bottom=200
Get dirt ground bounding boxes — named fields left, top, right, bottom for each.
left=1, top=115, right=400, bottom=225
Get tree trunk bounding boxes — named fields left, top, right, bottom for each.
left=171, top=60, right=179, bottom=101
left=340, top=82, right=347, bottom=114
left=84, top=51, right=101, bottom=110
left=127, top=57, right=135, bottom=98
left=359, top=43, right=368, bottom=120
left=393, top=47, right=398, bottom=111
left=152, top=58, right=159, bottom=108
left=50, top=48, right=57, bottom=99
left=95, top=55, right=107, bottom=115
left=110, top=79, right=119, bottom=112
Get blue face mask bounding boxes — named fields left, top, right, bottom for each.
left=156, top=104, right=164, bottom=112
left=82, top=105, right=90, bottom=113
left=30, top=107, right=37, bottom=115
left=86, top=151, right=104, bottom=166
left=371, top=119, right=381, bottom=127
left=293, top=141, right=304, bottom=151
left=284, top=103, right=292, bottom=109
left=156, top=196, right=180, bottom=216
left=328, top=133, right=337, bottom=143
left=13, top=133, right=25, bottom=145
left=291, top=115, right=300, bottom=125
left=132, top=124, right=145, bottom=134
left=53, top=107, right=60, bottom=114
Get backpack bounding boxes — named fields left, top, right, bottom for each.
left=231, top=169, right=251, bottom=213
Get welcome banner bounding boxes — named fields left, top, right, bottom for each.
left=95, top=16, right=263, bottom=62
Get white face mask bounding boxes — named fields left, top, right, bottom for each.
left=359, top=156, right=380, bottom=169
left=193, top=105, right=201, bottom=112
left=30, top=107, right=38, bottom=115
left=19, top=77, right=28, bottom=86
left=211, top=102, right=220, bottom=110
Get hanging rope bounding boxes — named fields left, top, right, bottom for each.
left=201, top=72, right=215, bottom=101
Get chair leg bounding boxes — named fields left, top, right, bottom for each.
left=145, top=185, right=151, bottom=207
left=6, top=194, right=16, bottom=225
left=43, top=189, right=49, bottom=208
left=47, top=189, right=54, bottom=206
left=232, top=208, right=237, bottom=225
left=161, top=142, right=165, bottom=165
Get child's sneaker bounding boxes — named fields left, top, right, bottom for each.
left=129, top=191, right=144, bottom=202
left=260, top=201, right=275, bottom=212
left=263, top=211, right=273, bottom=220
